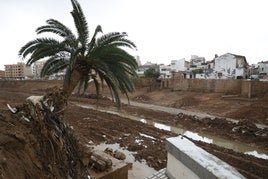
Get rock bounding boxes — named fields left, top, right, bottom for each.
left=113, top=150, right=126, bottom=160
left=89, top=151, right=112, bottom=172
left=104, top=148, right=126, bottom=160
left=176, top=113, right=184, bottom=119
left=104, top=147, right=113, bottom=156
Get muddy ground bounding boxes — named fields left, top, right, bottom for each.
left=0, top=80, right=268, bottom=178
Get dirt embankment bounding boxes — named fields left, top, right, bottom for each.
left=131, top=88, right=268, bottom=126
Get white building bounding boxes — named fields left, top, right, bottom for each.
left=135, top=56, right=142, bottom=67
left=214, top=53, right=247, bottom=79
left=159, top=59, right=189, bottom=79
left=32, top=60, right=66, bottom=80
left=170, top=58, right=187, bottom=72
left=159, top=64, right=172, bottom=79
left=258, top=61, right=268, bottom=74
left=190, top=55, right=206, bottom=69
left=32, top=61, right=45, bottom=79
left=24, top=65, right=33, bottom=79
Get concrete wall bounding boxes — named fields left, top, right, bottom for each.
left=1, top=79, right=267, bottom=98
left=166, top=153, right=199, bottom=179
left=172, top=79, right=242, bottom=94
left=170, top=78, right=268, bottom=97
left=241, top=80, right=268, bottom=97
left=0, top=80, right=62, bottom=89
left=165, top=136, right=245, bottom=179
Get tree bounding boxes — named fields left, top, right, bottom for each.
left=19, top=0, right=138, bottom=107
left=192, top=69, right=203, bottom=75
left=13, top=0, right=138, bottom=177
left=144, top=68, right=160, bottom=78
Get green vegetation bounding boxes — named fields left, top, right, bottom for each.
left=144, top=68, right=160, bottom=79
left=192, top=69, right=203, bottom=75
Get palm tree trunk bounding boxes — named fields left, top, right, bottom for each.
left=63, top=68, right=83, bottom=98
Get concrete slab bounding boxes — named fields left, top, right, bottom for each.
left=166, top=136, right=246, bottom=179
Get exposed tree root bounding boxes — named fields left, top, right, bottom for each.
left=1, top=87, right=90, bottom=178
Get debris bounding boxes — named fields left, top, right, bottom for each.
left=21, top=116, right=30, bottom=122
left=89, top=151, right=112, bottom=171
left=176, top=112, right=184, bottom=119
left=104, top=148, right=126, bottom=160
left=26, top=96, right=44, bottom=106
left=7, top=104, right=17, bottom=114
left=114, top=150, right=126, bottom=160
left=255, top=128, right=268, bottom=137
left=2, top=87, right=89, bottom=178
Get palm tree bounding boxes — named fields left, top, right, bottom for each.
left=16, top=1, right=138, bottom=177
left=19, top=0, right=138, bottom=107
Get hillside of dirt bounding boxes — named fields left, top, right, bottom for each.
left=129, top=87, right=268, bottom=126
left=0, top=80, right=268, bottom=178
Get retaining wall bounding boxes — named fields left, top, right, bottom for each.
left=172, top=79, right=242, bottom=94
left=170, top=79, right=268, bottom=97
left=165, top=136, right=245, bottom=179
left=241, top=80, right=268, bottom=97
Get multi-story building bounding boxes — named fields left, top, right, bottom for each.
left=258, top=61, right=268, bottom=74
left=170, top=58, right=187, bottom=72
left=159, top=64, right=172, bottom=78
left=5, top=63, right=25, bottom=79
left=32, top=61, right=45, bottom=79
left=4, top=62, right=32, bottom=79
left=214, top=53, right=248, bottom=79
left=135, top=56, right=142, bottom=67
left=190, top=55, right=206, bottom=70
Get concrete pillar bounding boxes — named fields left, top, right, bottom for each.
left=248, top=81, right=252, bottom=98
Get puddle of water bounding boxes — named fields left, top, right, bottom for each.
left=183, top=131, right=213, bottom=144
left=139, top=133, right=157, bottom=140
left=140, top=119, right=147, bottom=123
left=154, top=123, right=171, bottom=131
left=139, top=118, right=268, bottom=159
left=244, top=151, right=268, bottom=160
left=93, top=143, right=156, bottom=179
left=77, top=104, right=268, bottom=160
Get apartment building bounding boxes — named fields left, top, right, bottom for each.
left=32, top=61, right=45, bottom=79
left=258, top=61, right=268, bottom=74
left=4, top=62, right=32, bottom=79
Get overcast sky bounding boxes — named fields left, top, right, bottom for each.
left=0, top=0, right=268, bottom=70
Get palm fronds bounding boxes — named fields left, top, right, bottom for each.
left=19, top=0, right=138, bottom=106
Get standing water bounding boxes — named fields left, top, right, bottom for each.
left=93, top=143, right=156, bottom=179
left=140, top=118, right=268, bottom=160
left=78, top=104, right=268, bottom=159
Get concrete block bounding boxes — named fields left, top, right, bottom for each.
left=166, top=136, right=245, bottom=179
